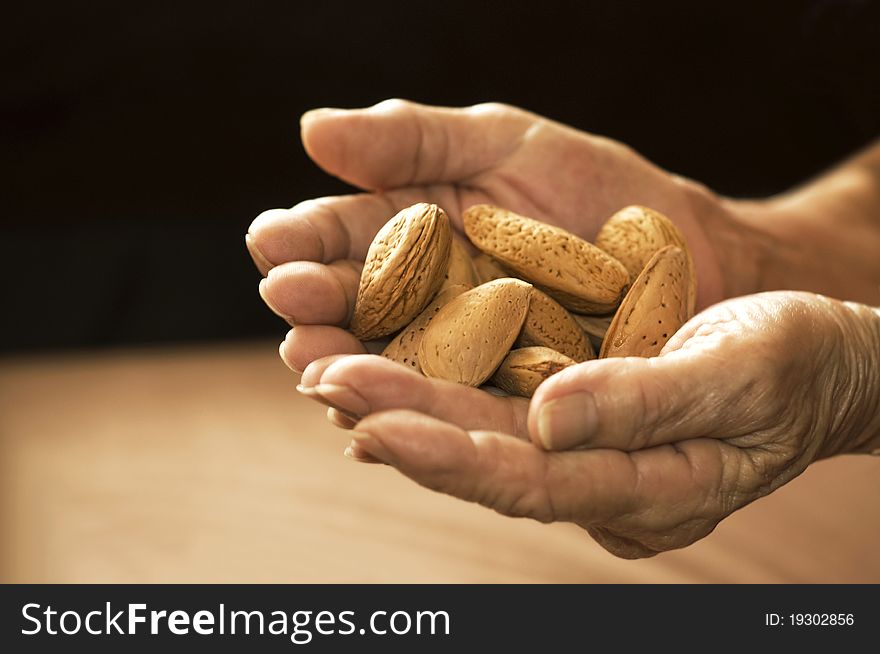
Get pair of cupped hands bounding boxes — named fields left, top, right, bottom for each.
left=246, top=100, right=879, bottom=558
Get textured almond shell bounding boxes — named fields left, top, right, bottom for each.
left=463, top=204, right=629, bottom=314
left=571, top=312, right=614, bottom=352
left=381, top=284, right=469, bottom=373
left=350, top=203, right=452, bottom=340
left=491, top=347, right=576, bottom=397
left=516, top=289, right=594, bottom=362
left=599, top=245, right=692, bottom=358
left=418, top=278, right=532, bottom=386
left=441, top=238, right=479, bottom=290
left=472, top=253, right=508, bottom=284
left=595, top=205, right=696, bottom=315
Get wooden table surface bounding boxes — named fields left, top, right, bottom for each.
left=1, top=342, right=877, bottom=583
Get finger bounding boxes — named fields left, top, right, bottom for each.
left=528, top=348, right=761, bottom=451
left=280, top=326, right=366, bottom=374
left=247, top=186, right=469, bottom=270
left=300, top=99, right=533, bottom=190
left=350, top=410, right=639, bottom=523
left=260, top=259, right=361, bottom=326
left=245, top=232, right=274, bottom=276
left=299, top=354, right=352, bottom=387
left=298, top=385, right=361, bottom=423
left=343, top=436, right=385, bottom=464
left=354, top=410, right=739, bottom=533
left=258, top=277, right=295, bottom=324
left=586, top=526, right=658, bottom=560
left=299, top=354, right=529, bottom=437
left=327, top=407, right=358, bottom=430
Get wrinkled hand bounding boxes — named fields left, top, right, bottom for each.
left=297, top=292, right=880, bottom=558
left=247, top=99, right=753, bottom=373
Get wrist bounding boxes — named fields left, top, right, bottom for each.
left=724, top=162, right=880, bottom=305
left=720, top=195, right=824, bottom=298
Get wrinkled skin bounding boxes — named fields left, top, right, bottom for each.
left=248, top=100, right=880, bottom=558
left=295, top=292, right=879, bottom=558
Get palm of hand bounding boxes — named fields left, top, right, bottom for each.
left=444, top=123, right=727, bottom=308
left=301, top=293, right=845, bottom=558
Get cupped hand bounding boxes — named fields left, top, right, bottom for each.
left=247, top=99, right=755, bottom=373
left=298, top=292, right=880, bottom=558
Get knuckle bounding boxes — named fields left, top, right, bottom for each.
left=716, top=450, right=757, bottom=511
left=325, top=354, right=382, bottom=383
left=588, top=133, right=636, bottom=159
left=501, top=488, right=556, bottom=523
left=624, top=361, right=677, bottom=449
left=373, top=97, right=414, bottom=113
left=470, top=101, right=515, bottom=115
left=468, top=433, right=558, bottom=522
left=289, top=198, right=318, bottom=213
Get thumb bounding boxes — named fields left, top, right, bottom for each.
left=300, top=99, right=533, bottom=191
left=528, top=349, right=751, bottom=451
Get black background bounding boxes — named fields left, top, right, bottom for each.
left=3, top=1, right=879, bottom=352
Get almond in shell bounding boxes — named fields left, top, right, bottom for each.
left=463, top=204, right=629, bottom=314
left=441, top=238, right=479, bottom=290
left=571, top=312, right=614, bottom=352
left=381, top=284, right=470, bottom=372
left=472, top=253, right=508, bottom=284
left=350, top=203, right=452, bottom=340
left=491, top=347, right=576, bottom=397
left=595, top=205, right=696, bottom=315
left=516, top=289, right=594, bottom=362
left=599, top=245, right=693, bottom=358
left=419, top=278, right=532, bottom=386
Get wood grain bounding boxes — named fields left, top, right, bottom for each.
left=1, top=342, right=878, bottom=582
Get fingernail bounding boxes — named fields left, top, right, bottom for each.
left=327, top=407, right=358, bottom=430
left=536, top=392, right=598, bottom=450
left=313, top=383, right=370, bottom=417
left=350, top=431, right=396, bottom=466
left=245, top=232, right=274, bottom=274
left=259, top=278, right=296, bottom=324
left=296, top=383, right=320, bottom=398
left=344, top=440, right=385, bottom=464
left=298, top=384, right=364, bottom=421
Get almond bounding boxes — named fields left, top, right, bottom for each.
left=472, top=253, right=508, bottom=284
left=463, top=204, right=629, bottom=314
left=595, top=205, right=696, bottom=315
left=599, top=245, right=693, bottom=358
left=350, top=203, right=452, bottom=340
left=382, top=284, right=470, bottom=373
left=441, top=237, right=479, bottom=290
left=419, top=278, right=532, bottom=386
left=571, top=313, right=614, bottom=352
left=516, top=289, right=595, bottom=362
left=491, top=347, right=576, bottom=397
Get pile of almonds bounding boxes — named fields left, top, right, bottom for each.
left=349, top=202, right=696, bottom=397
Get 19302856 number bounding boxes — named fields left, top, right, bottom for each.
left=790, top=614, right=854, bottom=626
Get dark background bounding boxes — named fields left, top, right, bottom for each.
left=3, top=0, right=879, bottom=352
